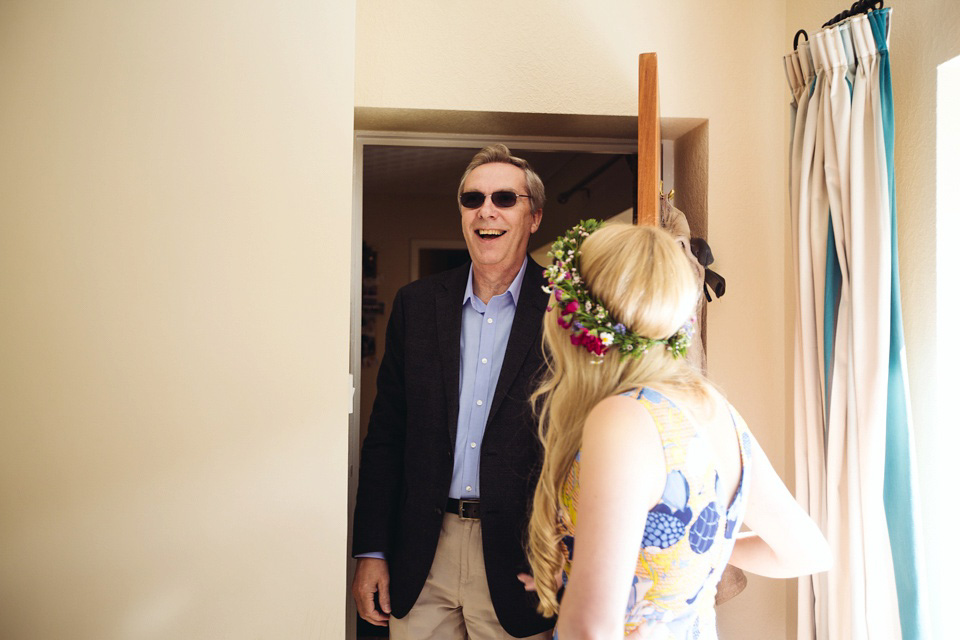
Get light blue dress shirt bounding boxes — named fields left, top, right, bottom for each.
left=356, top=258, right=528, bottom=558
left=450, top=257, right=528, bottom=499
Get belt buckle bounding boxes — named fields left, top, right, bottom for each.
left=458, top=499, right=479, bottom=520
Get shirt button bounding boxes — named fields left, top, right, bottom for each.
left=487, top=318, right=493, bottom=324
left=466, top=486, right=473, bottom=492
left=481, top=357, right=488, bottom=364
left=470, top=442, right=477, bottom=448
left=476, top=399, right=483, bottom=406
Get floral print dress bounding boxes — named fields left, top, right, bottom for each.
left=557, top=388, right=753, bottom=639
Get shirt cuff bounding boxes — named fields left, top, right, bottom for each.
left=355, top=551, right=386, bottom=560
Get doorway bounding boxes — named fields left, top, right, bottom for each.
left=345, top=105, right=721, bottom=635
left=347, top=129, right=638, bottom=639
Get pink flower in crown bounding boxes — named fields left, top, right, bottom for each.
left=582, top=332, right=608, bottom=356
left=570, top=330, right=607, bottom=356
left=582, top=334, right=598, bottom=355
left=554, top=289, right=563, bottom=301
left=557, top=299, right=580, bottom=330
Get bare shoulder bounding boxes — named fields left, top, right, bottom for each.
left=581, top=394, right=665, bottom=509
left=583, top=394, right=658, bottom=444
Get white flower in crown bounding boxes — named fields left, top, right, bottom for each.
left=600, top=332, right=614, bottom=346
left=585, top=300, right=593, bottom=312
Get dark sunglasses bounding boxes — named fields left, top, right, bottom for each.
left=459, top=191, right=532, bottom=209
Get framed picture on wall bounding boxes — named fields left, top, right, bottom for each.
left=410, top=239, right=470, bottom=281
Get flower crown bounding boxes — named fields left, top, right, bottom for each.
left=542, top=219, right=693, bottom=360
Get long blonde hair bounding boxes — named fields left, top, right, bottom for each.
left=526, top=223, right=711, bottom=616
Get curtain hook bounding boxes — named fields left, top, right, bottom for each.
left=793, top=29, right=808, bottom=50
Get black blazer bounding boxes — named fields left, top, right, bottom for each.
left=353, top=258, right=553, bottom=637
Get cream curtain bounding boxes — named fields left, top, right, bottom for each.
left=784, top=7, right=924, bottom=640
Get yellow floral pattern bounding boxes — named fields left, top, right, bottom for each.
left=557, top=388, right=752, bottom=639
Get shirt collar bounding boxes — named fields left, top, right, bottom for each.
left=463, top=256, right=528, bottom=308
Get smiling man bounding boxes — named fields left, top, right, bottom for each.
left=352, top=145, right=554, bottom=639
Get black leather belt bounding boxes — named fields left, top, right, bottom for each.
left=445, top=497, right=481, bottom=520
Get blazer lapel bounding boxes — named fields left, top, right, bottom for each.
left=436, top=263, right=470, bottom=447
left=488, top=258, right=549, bottom=422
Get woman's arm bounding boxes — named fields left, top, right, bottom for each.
left=555, top=395, right=666, bottom=640
left=728, top=437, right=832, bottom=578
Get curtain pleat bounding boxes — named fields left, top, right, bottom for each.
left=785, top=40, right=819, bottom=640
left=786, top=37, right=826, bottom=640
left=820, top=25, right=856, bottom=639
left=848, top=17, right=901, bottom=638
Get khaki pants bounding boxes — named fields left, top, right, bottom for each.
left=389, top=513, right=552, bottom=640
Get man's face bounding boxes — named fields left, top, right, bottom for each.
left=460, top=162, right=542, bottom=270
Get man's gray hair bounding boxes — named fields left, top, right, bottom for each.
left=457, top=144, right=546, bottom=214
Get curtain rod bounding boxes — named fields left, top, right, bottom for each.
left=792, top=0, right=885, bottom=50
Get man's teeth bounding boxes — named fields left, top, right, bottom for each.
left=477, top=230, right=506, bottom=237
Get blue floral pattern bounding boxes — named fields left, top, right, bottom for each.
left=556, top=388, right=753, bottom=639
left=643, top=471, right=694, bottom=548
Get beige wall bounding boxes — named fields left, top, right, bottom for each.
left=357, top=1, right=790, bottom=637
left=0, top=1, right=355, bottom=638
left=784, top=2, right=960, bottom=638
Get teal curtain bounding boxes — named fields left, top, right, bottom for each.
left=870, top=8, right=930, bottom=640
left=824, top=223, right=840, bottom=412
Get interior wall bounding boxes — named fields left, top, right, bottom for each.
left=356, top=1, right=790, bottom=638
left=674, top=123, right=710, bottom=242
left=783, top=2, right=960, bottom=638
left=673, top=122, right=711, bottom=354
left=528, top=152, right=636, bottom=243
left=360, top=193, right=464, bottom=441
left=0, top=1, right=355, bottom=638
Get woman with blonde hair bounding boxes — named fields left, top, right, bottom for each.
left=523, top=221, right=830, bottom=639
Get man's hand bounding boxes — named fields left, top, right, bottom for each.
left=352, top=557, right=391, bottom=627
left=516, top=571, right=562, bottom=592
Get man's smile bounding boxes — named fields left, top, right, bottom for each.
left=475, top=229, right=507, bottom=239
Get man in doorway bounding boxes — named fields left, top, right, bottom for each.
left=352, top=144, right=554, bottom=639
